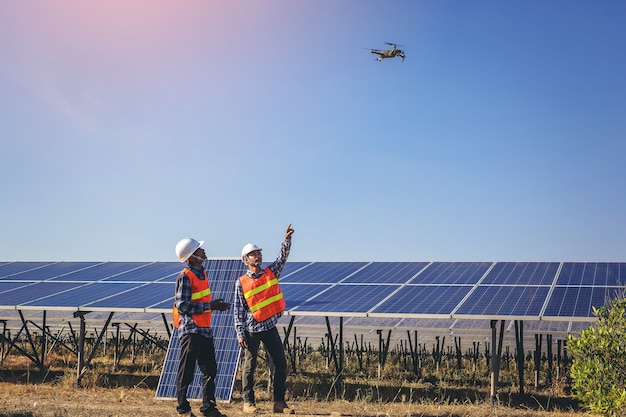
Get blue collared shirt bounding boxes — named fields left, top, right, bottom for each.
left=234, top=238, right=291, bottom=338
left=175, top=263, right=213, bottom=338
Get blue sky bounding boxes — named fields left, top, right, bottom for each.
left=1, top=1, right=625, bottom=262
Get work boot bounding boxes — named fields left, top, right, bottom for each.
left=204, top=409, right=227, bottom=417
left=243, top=402, right=257, bottom=414
left=273, top=401, right=295, bottom=414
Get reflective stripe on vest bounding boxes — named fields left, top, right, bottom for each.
left=240, top=267, right=286, bottom=322
left=173, top=268, right=212, bottom=328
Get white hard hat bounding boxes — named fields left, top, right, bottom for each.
left=241, top=243, right=262, bottom=262
left=175, top=238, right=204, bottom=263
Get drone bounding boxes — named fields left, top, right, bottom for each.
left=369, top=42, right=405, bottom=62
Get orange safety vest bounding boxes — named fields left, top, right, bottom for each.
left=240, top=267, right=286, bottom=322
left=173, top=268, right=212, bottom=328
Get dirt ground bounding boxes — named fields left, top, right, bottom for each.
left=0, top=381, right=592, bottom=417
left=0, top=354, right=590, bottom=417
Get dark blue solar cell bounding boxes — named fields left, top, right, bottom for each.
left=0, top=282, right=32, bottom=295
left=205, top=261, right=247, bottom=308
left=606, top=263, right=623, bottom=286
left=578, top=263, right=603, bottom=286
left=594, top=263, right=609, bottom=286
left=86, top=283, right=171, bottom=309
left=480, top=263, right=514, bottom=284
left=558, top=263, right=573, bottom=285
left=149, top=298, right=176, bottom=311
left=620, top=264, right=626, bottom=285
left=100, top=262, right=180, bottom=282
left=0, top=262, right=58, bottom=280
left=556, top=263, right=583, bottom=286
left=412, top=262, right=493, bottom=285
left=280, top=262, right=369, bottom=283
left=23, top=282, right=138, bottom=308
left=292, top=284, right=397, bottom=313
left=342, top=262, right=429, bottom=284
left=280, top=262, right=314, bottom=278
left=557, top=263, right=626, bottom=286
left=456, top=286, right=549, bottom=316
left=0, top=262, right=102, bottom=281
left=0, top=282, right=80, bottom=306
left=593, top=263, right=620, bottom=286
left=205, top=259, right=246, bottom=272
left=280, top=283, right=333, bottom=310
left=373, top=285, right=469, bottom=315
left=482, top=262, right=559, bottom=285
left=47, top=262, right=151, bottom=281
left=544, top=286, right=620, bottom=318
left=157, top=263, right=185, bottom=284
left=205, top=260, right=248, bottom=294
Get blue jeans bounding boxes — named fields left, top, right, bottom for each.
left=242, top=327, right=287, bottom=403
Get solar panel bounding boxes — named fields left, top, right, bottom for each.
left=543, top=286, right=622, bottom=318
left=280, top=262, right=368, bottom=283
left=21, top=282, right=139, bottom=308
left=0, top=262, right=101, bottom=281
left=85, top=283, right=171, bottom=310
left=373, top=285, right=470, bottom=316
left=0, top=282, right=34, bottom=299
left=2, top=261, right=623, bottom=322
left=280, top=262, right=314, bottom=278
left=0, top=261, right=58, bottom=279
left=411, top=262, right=492, bottom=285
left=47, top=262, right=153, bottom=282
left=456, top=286, right=550, bottom=317
left=99, top=262, right=181, bottom=282
left=584, top=263, right=620, bottom=286
left=481, top=262, right=559, bottom=285
left=290, top=284, right=398, bottom=314
left=556, top=262, right=625, bottom=286
left=0, top=281, right=80, bottom=306
left=155, top=259, right=246, bottom=401
left=281, top=283, right=333, bottom=309
left=342, top=262, right=428, bottom=284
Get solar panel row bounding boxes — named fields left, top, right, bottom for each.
left=1, top=261, right=624, bottom=320
left=2, top=260, right=620, bottom=402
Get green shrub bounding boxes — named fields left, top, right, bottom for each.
left=568, top=293, right=626, bottom=417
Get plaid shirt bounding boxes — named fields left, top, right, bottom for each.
left=174, top=263, right=213, bottom=338
left=234, top=238, right=291, bottom=338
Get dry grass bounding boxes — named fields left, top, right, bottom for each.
left=0, top=348, right=595, bottom=417
left=0, top=381, right=593, bottom=417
